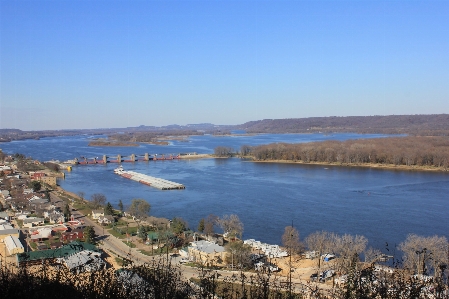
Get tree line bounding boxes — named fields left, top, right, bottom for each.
left=244, top=136, right=449, bottom=169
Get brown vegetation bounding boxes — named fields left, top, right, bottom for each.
left=108, top=130, right=204, bottom=143
left=248, top=136, right=449, bottom=170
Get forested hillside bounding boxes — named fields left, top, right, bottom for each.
left=239, top=114, right=449, bottom=135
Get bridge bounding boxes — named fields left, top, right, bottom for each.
left=75, top=153, right=182, bottom=165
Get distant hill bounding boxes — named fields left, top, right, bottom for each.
left=238, top=114, right=449, bottom=136
left=2, top=114, right=449, bottom=143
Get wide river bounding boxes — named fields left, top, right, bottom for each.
left=1, top=133, right=448, bottom=256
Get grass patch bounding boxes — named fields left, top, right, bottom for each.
left=138, top=250, right=153, bottom=256
left=16, top=220, right=23, bottom=228
left=108, top=229, right=126, bottom=239
left=138, top=248, right=168, bottom=256
left=115, top=219, right=128, bottom=226
left=126, top=227, right=138, bottom=235
left=30, top=242, right=37, bottom=250
left=123, top=241, right=136, bottom=248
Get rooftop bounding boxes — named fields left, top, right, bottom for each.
left=190, top=240, right=225, bottom=254
left=17, top=241, right=99, bottom=263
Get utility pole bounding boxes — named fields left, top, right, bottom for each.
left=289, top=220, right=293, bottom=298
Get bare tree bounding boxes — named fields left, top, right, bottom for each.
left=282, top=226, right=303, bottom=255
left=364, top=247, right=383, bottom=263
left=127, top=198, right=151, bottom=220
left=204, top=214, right=217, bottom=236
left=240, top=145, right=253, bottom=156
left=333, top=234, right=368, bottom=273
left=305, top=231, right=334, bottom=274
left=225, top=240, right=252, bottom=270
left=77, top=191, right=85, bottom=201
left=399, top=234, right=449, bottom=276
left=214, top=146, right=234, bottom=157
left=217, top=214, right=244, bottom=239
left=90, top=193, right=106, bottom=209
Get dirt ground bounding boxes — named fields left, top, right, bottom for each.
left=102, top=248, right=122, bottom=269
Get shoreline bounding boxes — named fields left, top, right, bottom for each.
left=249, top=159, right=449, bottom=172
left=178, top=154, right=215, bottom=159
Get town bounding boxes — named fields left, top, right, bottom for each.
left=0, top=150, right=447, bottom=298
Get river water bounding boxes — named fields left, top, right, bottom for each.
left=1, top=133, right=448, bottom=254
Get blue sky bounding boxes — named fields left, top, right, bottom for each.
left=1, top=0, right=448, bottom=130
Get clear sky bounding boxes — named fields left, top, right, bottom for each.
left=1, top=0, right=448, bottom=130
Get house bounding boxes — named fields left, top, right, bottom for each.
left=98, top=215, right=115, bottom=225
left=23, top=188, right=34, bottom=194
left=0, top=211, right=10, bottom=220
left=23, top=217, right=45, bottom=228
left=61, top=228, right=84, bottom=242
left=16, top=241, right=100, bottom=267
left=91, top=210, right=104, bottom=220
left=30, top=172, right=45, bottom=180
left=188, top=240, right=226, bottom=266
left=4, top=235, right=24, bottom=255
left=0, top=226, right=20, bottom=241
left=0, top=224, right=14, bottom=230
left=40, top=176, right=57, bottom=186
left=147, top=231, right=159, bottom=243
left=58, top=249, right=105, bottom=272
left=43, top=210, right=65, bottom=224
left=48, top=213, right=65, bottom=224
left=0, top=165, right=13, bottom=175
left=28, top=195, right=49, bottom=204
left=30, top=227, right=53, bottom=241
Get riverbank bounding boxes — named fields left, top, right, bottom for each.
left=250, top=159, right=449, bottom=172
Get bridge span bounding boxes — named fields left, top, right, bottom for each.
left=74, top=152, right=198, bottom=164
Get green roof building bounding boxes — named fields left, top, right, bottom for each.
left=17, top=241, right=99, bottom=267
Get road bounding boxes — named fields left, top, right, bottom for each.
left=49, top=191, right=324, bottom=294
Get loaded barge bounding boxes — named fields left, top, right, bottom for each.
left=114, top=166, right=185, bottom=190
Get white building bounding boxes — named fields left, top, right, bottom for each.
left=5, top=235, right=24, bottom=255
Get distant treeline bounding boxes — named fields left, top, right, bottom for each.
left=109, top=130, right=204, bottom=143
left=239, top=114, right=449, bottom=136
left=247, top=136, right=449, bottom=169
left=0, top=129, right=81, bottom=142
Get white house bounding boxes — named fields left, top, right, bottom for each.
left=91, top=210, right=104, bottom=220
left=23, top=217, right=45, bottom=228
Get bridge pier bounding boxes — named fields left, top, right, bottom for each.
left=117, top=155, right=121, bottom=162
left=144, top=153, right=149, bottom=161
left=131, top=154, right=136, bottom=162
left=103, top=155, right=107, bottom=164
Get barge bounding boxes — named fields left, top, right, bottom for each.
left=114, top=166, right=185, bottom=190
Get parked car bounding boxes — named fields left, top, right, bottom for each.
left=310, top=273, right=323, bottom=282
